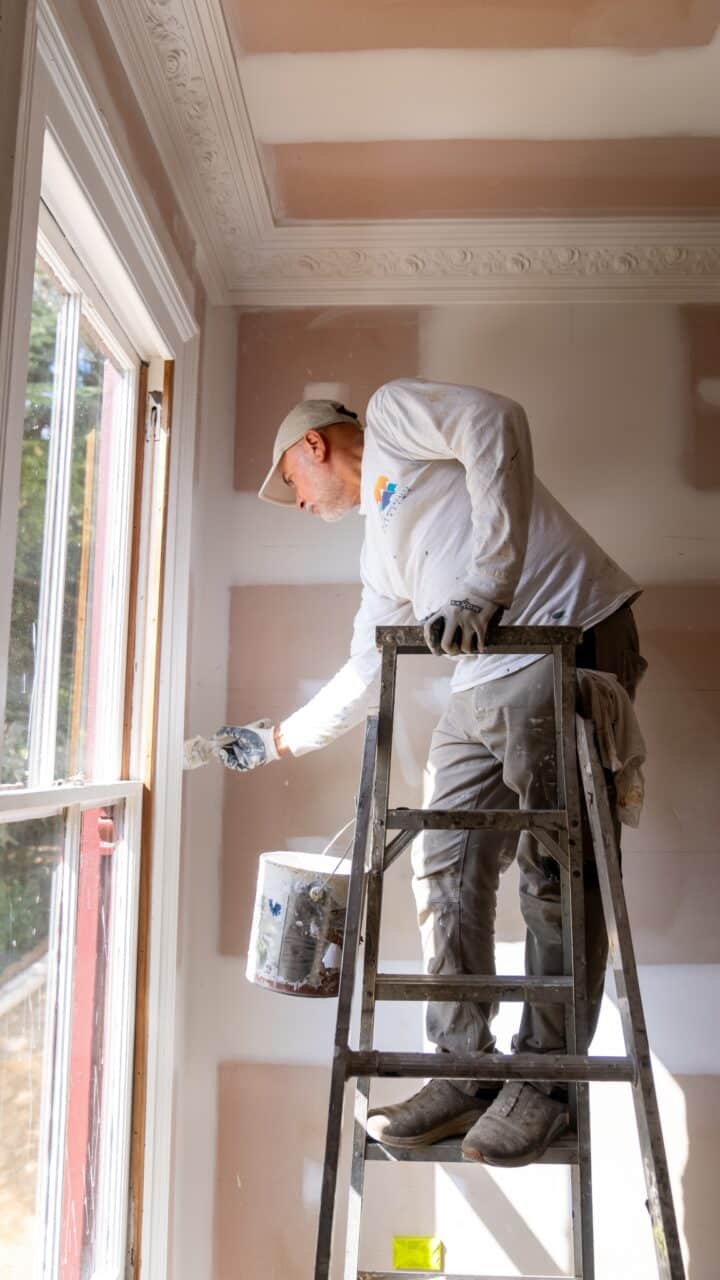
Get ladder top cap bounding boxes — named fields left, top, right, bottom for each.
left=374, top=623, right=583, bottom=651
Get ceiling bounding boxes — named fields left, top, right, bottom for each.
left=230, top=0, right=720, bottom=221
left=98, top=0, right=720, bottom=304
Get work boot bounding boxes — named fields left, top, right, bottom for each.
left=461, top=1081, right=568, bottom=1166
left=366, top=1080, right=497, bottom=1150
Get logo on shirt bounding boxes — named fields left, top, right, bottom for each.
left=373, top=473, right=411, bottom=528
left=374, top=475, right=397, bottom=513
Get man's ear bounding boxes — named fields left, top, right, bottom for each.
left=303, top=430, right=328, bottom=462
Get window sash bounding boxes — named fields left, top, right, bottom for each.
left=12, top=213, right=141, bottom=789
left=0, top=779, right=142, bottom=823
left=0, top=780, right=142, bottom=1279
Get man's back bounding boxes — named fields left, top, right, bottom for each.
left=360, top=377, right=638, bottom=688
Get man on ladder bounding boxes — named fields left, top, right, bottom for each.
left=215, top=377, right=646, bottom=1167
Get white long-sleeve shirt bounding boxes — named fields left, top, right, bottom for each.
left=281, top=378, right=638, bottom=756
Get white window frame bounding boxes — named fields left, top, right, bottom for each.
left=24, top=207, right=141, bottom=787
left=0, top=2, right=199, bottom=1277
left=0, top=784, right=142, bottom=1280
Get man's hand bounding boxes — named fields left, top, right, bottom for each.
left=214, top=719, right=280, bottom=772
left=423, top=595, right=502, bottom=657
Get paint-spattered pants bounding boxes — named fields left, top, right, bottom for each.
left=411, top=604, right=646, bottom=1092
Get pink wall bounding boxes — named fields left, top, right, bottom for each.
left=235, top=308, right=419, bottom=492
left=211, top=301, right=720, bottom=1278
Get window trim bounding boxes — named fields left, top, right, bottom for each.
left=38, top=206, right=142, bottom=372
left=35, top=11, right=200, bottom=1277
left=2, top=4, right=200, bottom=1277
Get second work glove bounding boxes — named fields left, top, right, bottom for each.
left=214, top=719, right=279, bottom=772
left=423, top=595, right=502, bottom=657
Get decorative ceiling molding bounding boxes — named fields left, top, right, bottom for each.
left=97, top=0, right=720, bottom=306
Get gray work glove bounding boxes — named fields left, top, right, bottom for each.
left=423, top=595, right=503, bottom=657
left=213, top=719, right=279, bottom=772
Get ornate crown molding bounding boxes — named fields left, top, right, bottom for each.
left=97, top=0, right=720, bottom=306
left=229, top=236, right=720, bottom=306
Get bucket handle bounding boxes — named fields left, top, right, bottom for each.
left=309, top=813, right=357, bottom=902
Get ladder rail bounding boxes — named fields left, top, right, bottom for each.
left=314, top=716, right=378, bottom=1280
left=344, top=640, right=400, bottom=1280
left=554, top=639, right=594, bottom=1278
left=576, top=716, right=686, bottom=1280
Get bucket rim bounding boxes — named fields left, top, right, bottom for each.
left=256, top=849, right=353, bottom=876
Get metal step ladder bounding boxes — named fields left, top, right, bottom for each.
left=315, top=624, right=685, bottom=1280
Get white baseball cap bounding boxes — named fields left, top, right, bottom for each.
left=258, top=399, right=362, bottom=506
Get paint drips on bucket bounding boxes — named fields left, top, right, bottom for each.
left=246, top=851, right=352, bottom=997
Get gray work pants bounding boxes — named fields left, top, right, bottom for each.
left=411, top=604, right=646, bottom=1090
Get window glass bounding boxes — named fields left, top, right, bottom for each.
left=0, top=813, right=65, bottom=1274
left=1, top=243, right=135, bottom=787
left=2, top=261, right=66, bottom=784
left=56, top=317, right=124, bottom=781
left=59, top=804, right=119, bottom=1279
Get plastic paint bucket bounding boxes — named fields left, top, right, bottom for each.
left=246, top=851, right=352, bottom=997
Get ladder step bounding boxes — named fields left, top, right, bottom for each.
left=374, top=974, right=574, bottom=1004
left=346, top=1050, right=635, bottom=1084
left=386, top=807, right=568, bottom=832
left=360, top=1272, right=570, bottom=1279
left=366, top=1130, right=578, bottom=1165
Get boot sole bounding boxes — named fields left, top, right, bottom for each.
left=367, top=1108, right=484, bottom=1150
left=461, top=1112, right=569, bottom=1167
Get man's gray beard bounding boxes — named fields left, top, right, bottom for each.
left=320, top=500, right=353, bottom=523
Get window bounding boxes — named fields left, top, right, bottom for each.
left=3, top=212, right=138, bottom=788
left=2, top=23, right=198, bottom=1273
left=0, top=197, right=156, bottom=1276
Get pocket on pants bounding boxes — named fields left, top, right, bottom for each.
left=412, top=868, right=463, bottom=972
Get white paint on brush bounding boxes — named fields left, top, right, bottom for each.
left=241, top=36, right=720, bottom=143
